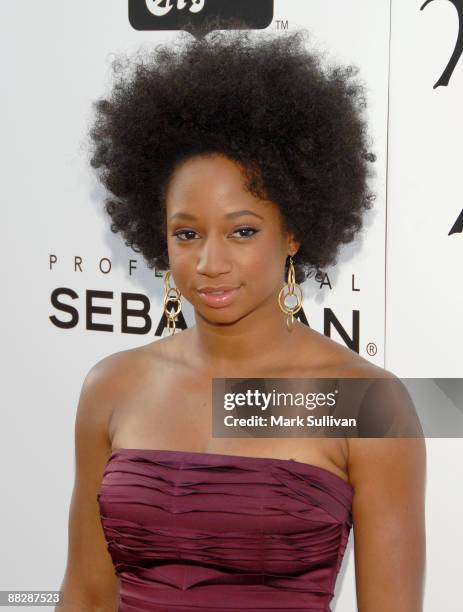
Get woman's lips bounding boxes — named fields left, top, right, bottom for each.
left=197, top=287, right=241, bottom=308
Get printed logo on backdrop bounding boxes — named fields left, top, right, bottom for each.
left=449, top=208, right=463, bottom=234
left=129, top=0, right=274, bottom=32
left=421, top=1, right=463, bottom=236
left=420, top=0, right=463, bottom=88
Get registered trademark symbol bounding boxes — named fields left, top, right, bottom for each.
left=366, top=342, right=377, bottom=356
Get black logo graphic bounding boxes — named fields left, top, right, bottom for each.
left=421, top=1, right=463, bottom=235
left=421, top=0, right=463, bottom=88
left=449, top=208, right=463, bottom=234
left=129, top=0, right=274, bottom=32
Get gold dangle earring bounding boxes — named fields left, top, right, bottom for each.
left=163, top=270, right=182, bottom=335
left=278, top=255, right=304, bottom=332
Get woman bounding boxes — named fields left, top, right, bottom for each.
left=58, top=26, right=426, bottom=611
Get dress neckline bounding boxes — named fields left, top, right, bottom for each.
left=109, top=447, right=353, bottom=493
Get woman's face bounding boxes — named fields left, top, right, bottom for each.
left=165, top=153, right=299, bottom=325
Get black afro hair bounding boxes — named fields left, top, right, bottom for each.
left=88, top=26, right=376, bottom=284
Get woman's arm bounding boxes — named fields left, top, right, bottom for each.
left=56, top=357, right=122, bottom=611
left=348, top=436, right=426, bottom=611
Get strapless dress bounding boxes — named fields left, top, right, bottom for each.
left=97, top=448, right=353, bottom=611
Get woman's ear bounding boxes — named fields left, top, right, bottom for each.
left=287, top=234, right=301, bottom=257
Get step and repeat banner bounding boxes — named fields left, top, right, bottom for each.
left=2, top=1, right=462, bottom=610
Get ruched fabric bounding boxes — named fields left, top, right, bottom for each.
left=97, top=448, right=353, bottom=611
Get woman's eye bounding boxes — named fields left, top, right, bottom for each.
left=232, top=227, right=259, bottom=239
left=173, top=230, right=198, bottom=241
left=172, top=227, right=259, bottom=241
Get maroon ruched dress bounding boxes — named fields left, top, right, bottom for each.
left=97, top=448, right=353, bottom=611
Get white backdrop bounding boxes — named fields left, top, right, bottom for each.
left=387, top=0, right=463, bottom=606
left=1, top=0, right=462, bottom=610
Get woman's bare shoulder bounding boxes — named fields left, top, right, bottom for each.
left=299, top=324, right=395, bottom=379
left=85, top=335, right=189, bottom=431
left=88, top=334, right=178, bottom=389
left=80, top=343, right=160, bottom=418
left=85, top=346, right=147, bottom=390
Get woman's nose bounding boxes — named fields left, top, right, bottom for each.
left=196, top=237, right=232, bottom=276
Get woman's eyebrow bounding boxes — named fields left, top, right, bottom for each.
left=169, top=209, right=264, bottom=221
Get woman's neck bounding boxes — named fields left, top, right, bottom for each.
left=190, top=293, right=304, bottom=373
